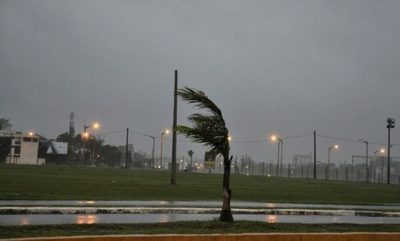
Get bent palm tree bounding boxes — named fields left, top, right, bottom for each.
left=177, top=87, right=233, bottom=222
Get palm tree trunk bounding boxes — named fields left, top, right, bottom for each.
left=219, top=155, right=233, bottom=222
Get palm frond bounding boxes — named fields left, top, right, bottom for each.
left=177, top=125, right=222, bottom=154
left=178, top=87, right=223, bottom=121
left=177, top=87, right=230, bottom=156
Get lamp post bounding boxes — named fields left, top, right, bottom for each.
left=326, top=144, right=339, bottom=181
left=144, top=135, right=156, bottom=168
left=374, top=148, right=385, bottom=183
left=159, top=129, right=170, bottom=169
left=359, top=139, right=369, bottom=183
left=386, top=118, right=395, bottom=184
left=270, top=135, right=283, bottom=177
left=82, top=122, right=99, bottom=166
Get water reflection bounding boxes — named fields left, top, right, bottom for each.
left=21, top=216, right=31, bottom=225
left=266, top=203, right=275, bottom=209
left=266, top=215, right=277, bottom=223
left=77, top=201, right=96, bottom=205
left=1, top=200, right=400, bottom=212
left=331, top=217, right=339, bottom=223
left=159, top=214, right=170, bottom=223
left=76, top=215, right=97, bottom=224
left=1, top=214, right=400, bottom=226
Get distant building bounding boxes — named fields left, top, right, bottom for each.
left=45, top=141, right=69, bottom=165
left=0, top=130, right=44, bottom=165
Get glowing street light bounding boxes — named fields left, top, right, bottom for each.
left=82, top=122, right=100, bottom=166
left=270, top=134, right=283, bottom=177
left=84, top=122, right=100, bottom=134
left=159, top=129, right=170, bottom=169
left=326, top=144, right=339, bottom=181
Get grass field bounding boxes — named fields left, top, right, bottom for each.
left=2, top=221, right=400, bottom=239
left=0, top=164, right=399, bottom=204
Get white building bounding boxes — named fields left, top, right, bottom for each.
left=0, top=130, right=44, bottom=165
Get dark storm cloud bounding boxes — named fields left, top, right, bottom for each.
left=1, top=0, right=400, bottom=163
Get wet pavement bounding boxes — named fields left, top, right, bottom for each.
left=1, top=200, right=400, bottom=225
left=2, top=213, right=400, bottom=225
left=1, top=200, right=400, bottom=211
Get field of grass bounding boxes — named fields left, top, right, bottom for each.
left=0, top=164, right=399, bottom=204
left=2, top=221, right=400, bottom=239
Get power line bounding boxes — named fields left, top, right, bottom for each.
left=317, top=133, right=400, bottom=146
left=282, top=133, right=313, bottom=140
left=317, top=134, right=361, bottom=144
left=231, top=139, right=266, bottom=144
left=100, top=129, right=126, bottom=137
left=100, top=128, right=400, bottom=147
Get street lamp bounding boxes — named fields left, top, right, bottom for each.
left=159, top=129, right=170, bottom=169
left=358, top=139, right=369, bottom=183
left=386, top=118, right=395, bottom=184
left=270, top=134, right=283, bottom=177
left=144, top=134, right=156, bottom=168
left=374, top=148, right=385, bottom=183
left=82, top=122, right=100, bottom=166
left=326, top=144, right=339, bottom=181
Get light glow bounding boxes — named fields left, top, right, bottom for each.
left=93, top=122, right=100, bottom=129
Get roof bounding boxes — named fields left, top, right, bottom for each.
left=46, top=141, right=68, bottom=155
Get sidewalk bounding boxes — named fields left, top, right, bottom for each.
left=1, top=200, right=400, bottom=217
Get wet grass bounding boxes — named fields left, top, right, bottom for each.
left=0, top=164, right=399, bottom=204
left=1, top=221, right=400, bottom=239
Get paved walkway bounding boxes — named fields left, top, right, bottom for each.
left=1, top=200, right=400, bottom=211
left=2, top=201, right=400, bottom=225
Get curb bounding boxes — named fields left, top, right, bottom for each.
left=5, top=233, right=400, bottom=241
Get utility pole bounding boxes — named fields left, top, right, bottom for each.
left=171, top=69, right=178, bottom=185
left=83, top=125, right=88, bottom=166
left=313, top=130, right=317, bottom=180
left=276, top=141, right=280, bottom=176
left=387, top=118, right=395, bottom=184
left=150, top=136, right=155, bottom=168
left=144, top=135, right=156, bottom=168
left=359, top=139, right=369, bottom=183
left=280, top=140, right=283, bottom=177
left=125, top=127, right=129, bottom=168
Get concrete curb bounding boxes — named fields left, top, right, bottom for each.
left=5, top=233, right=400, bottom=241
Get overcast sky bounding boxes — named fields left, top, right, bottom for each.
left=1, top=0, right=400, bottom=165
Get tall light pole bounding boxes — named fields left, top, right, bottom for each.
left=387, top=118, right=395, bottom=184
left=171, top=69, right=178, bottom=185
left=144, top=135, right=156, bottom=168
left=326, top=144, right=339, bottom=181
left=82, top=122, right=99, bottom=166
left=313, top=130, right=317, bottom=180
left=125, top=127, right=129, bottom=169
left=159, top=129, right=170, bottom=169
left=270, top=135, right=283, bottom=177
left=359, top=139, right=369, bottom=183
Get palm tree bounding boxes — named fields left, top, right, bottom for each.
left=188, top=150, right=194, bottom=172
left=177, top=87, right=233, bottom=222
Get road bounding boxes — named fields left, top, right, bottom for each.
left=1, top=200, right=400, bottom=225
